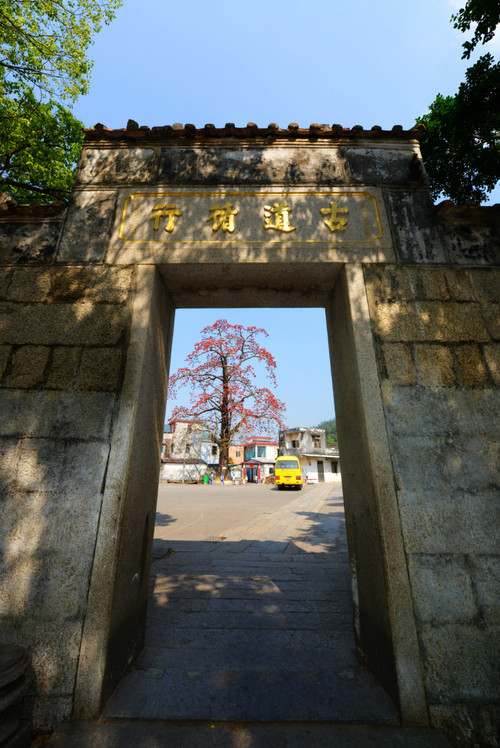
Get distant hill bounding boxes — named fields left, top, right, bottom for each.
left=316, top=419, right=337, bottom=447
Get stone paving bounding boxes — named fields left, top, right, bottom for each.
left=103, top=484, right=398, bottom=723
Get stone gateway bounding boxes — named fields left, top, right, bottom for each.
left=0, top=122, right=498, bottom=745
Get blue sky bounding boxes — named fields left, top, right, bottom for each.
left=72, top=0, right=499, bottom=430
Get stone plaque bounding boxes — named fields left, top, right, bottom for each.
left=117, top=191, right=383, bottom=245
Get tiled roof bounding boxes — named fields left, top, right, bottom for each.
left=84, top=121, right=425, bottom=143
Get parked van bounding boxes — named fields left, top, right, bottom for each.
left=274, top=456, right=302, bottom=490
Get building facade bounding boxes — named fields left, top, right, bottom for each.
left=279, top=427, right=341, bottom=483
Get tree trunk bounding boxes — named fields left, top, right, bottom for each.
left=218, top=358, right=230, bottom=478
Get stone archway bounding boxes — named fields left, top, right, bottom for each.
left=0, top=124, right=498, bottom=744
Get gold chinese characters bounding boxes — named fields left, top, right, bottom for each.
left=146, top=198, right=351, bottom=236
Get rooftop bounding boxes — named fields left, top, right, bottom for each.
left=84, top=121, right=425, bottom=143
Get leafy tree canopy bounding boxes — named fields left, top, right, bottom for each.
left=0, top=0, right=122, bottom=203
left=452, top=0, right=500, bottom=59
left=418, top=0, right=500, bottom=204
left=168, top=320, right=286, bottom=475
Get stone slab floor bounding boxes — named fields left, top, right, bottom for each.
left=103, top=483, right=398, bottom=723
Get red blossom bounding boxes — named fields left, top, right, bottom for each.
left=167, top=320, right=286, bottom=473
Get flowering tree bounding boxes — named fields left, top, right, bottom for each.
left=168, top=319, right=286, bottom=475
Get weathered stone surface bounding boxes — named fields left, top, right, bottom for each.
left=470, top=556, right=500, bottom=624
left=0, top=302, right=127, bottom=346
left=397, top=490, right=499, bottom=554
left=371, top=301, right=489, bottom=342
left=7, top=268, right=51, bottom=302
left=420, top=622, right=500, bottom=700
left=48, top=267, right=134, bottom=303
left=384, top=191, right=446, bottom=264
left=469, top=267, right=500, bottom=303
left=77, top=348, right=122, bottom=391
left=15, top=439, right=109, bottom=495
left=438, top=205, right=500, bottom=265
left=57, top=191, right=117, bottom=262
left=456, top=344, right=488, bottom=387
left=481, top=303, right=500, bottom=340
left=0, top=221, right=62, bottom=265
left=419, top=268, right=449, bottom=300
left=484, top=343, right=500, bottom=385
left=45, top=347, right=80, bottom=389
left=4, top=345, right=50, bottom=388
left=414, top=344, right=455, bottom=386
left=77, top=147, right=157, bottom=185
left=406, top=554, right=478, bottom=623
left=382, top=343, right=414, bottom=385
left=444, top=268, right=475, bottom=301
left=0, top=390, right=115, bottom=440
left=0, top=344, right=10, bottom=379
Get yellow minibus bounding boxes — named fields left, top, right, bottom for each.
left=274, top=456, right=303, bottom=490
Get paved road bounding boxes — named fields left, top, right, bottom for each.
left=153, top=481, right=315, bottom=544
left=49, top=483, right=454, bottom=746
left=105, top=482, right=397, bottom=723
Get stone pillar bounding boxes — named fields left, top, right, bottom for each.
left=325, top=263, right=428, bottom=724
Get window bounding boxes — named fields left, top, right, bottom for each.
left=236, top=450, right=241, bottom=457
left=332, top=461, right=337, bottom=473
left=257, top=446, right=266, bottom=457
left=312, top=435, right=321, bottom=448
left=291, top=439, right=299, bottom=448
left=185, top=443, right=191, bottom=453
left=211, top=445, right=217, bottom=456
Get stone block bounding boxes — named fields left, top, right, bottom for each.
left=456, top=345, right=488, bottom=387
left=27, top=619, right=83, bottom=699
left=159, top=146, right=350, bottom=186
left=76, top=347, right=122, bottom=391
left=419, top=622, right=500, bottom=701
left=415, top=344, right=455, bottom=386
left=469, top=267, right=500, bottom=304
left=406, top=554, right=477, bottom=623
left=419, top=268, right=449, bottom=300
left=1, top=490, right=102, bottom=557
left=444, top=268, right=475, bottom=301
left=484, top=343, right=500, bottom=385
left=0, top=268, right=10, bottom=298
left=429, top=703, right=500, bottom=747
left=0, top=344, right=11, bottom=379
left=397, top=489, right=499, bottom=554
left=382, top=343, right=414, bottom=385
left=0, top=438, right=22, bottom=495
left=371, top=301, right=489, bottom=343
left=49, top=267, right=134, bottom=304
left=384, top=190, right=446, bottom=263
left=384, top=387, right=500, bottom=439
left=32, top=696, right=73, bottom=731
left=0, top=302, right=128, bottom=346
left=77, top=147, right=157, bottom=185
left=15, top=439, right=110, bottom=496
left=7, top=268, right=51, bottom=302
left=470, top=556, right=500, bottom=624
left=481, top=303, right=500, bottom=340
left=0, top=221, right=61, bottom=265
left=33, top=551, right=94, bottom=620
left=4, top=345, right=50, bottom=388
left=46, top=347, right=80, bottom=389
left=57, top=191, right=117, bottom=262
left=0, top=556, right=40, bottom=617
left=0, top=389, right=115, bottom=440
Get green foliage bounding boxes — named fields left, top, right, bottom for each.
left=419, top=54, right=500, bottom=204
left=316, top=419, right=338, bottom=447
left=452, top=0, right=500, bottom=59
left=0, top=0, right=122, bottom=202
left=417, top=0, right=500, bottom=204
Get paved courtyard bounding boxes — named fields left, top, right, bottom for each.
left=104, top=482, right=398, bottom=722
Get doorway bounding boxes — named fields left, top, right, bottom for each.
left=74, top=262, right=426, bottom=725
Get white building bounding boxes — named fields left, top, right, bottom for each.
left=279, top=427, right=341, bottom=484
left=160, top=419, right=219, bottom=482
left=241, top=435, right=279, bottom=482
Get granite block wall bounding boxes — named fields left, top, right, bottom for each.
left=364, top=264, right=500, bottom=746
